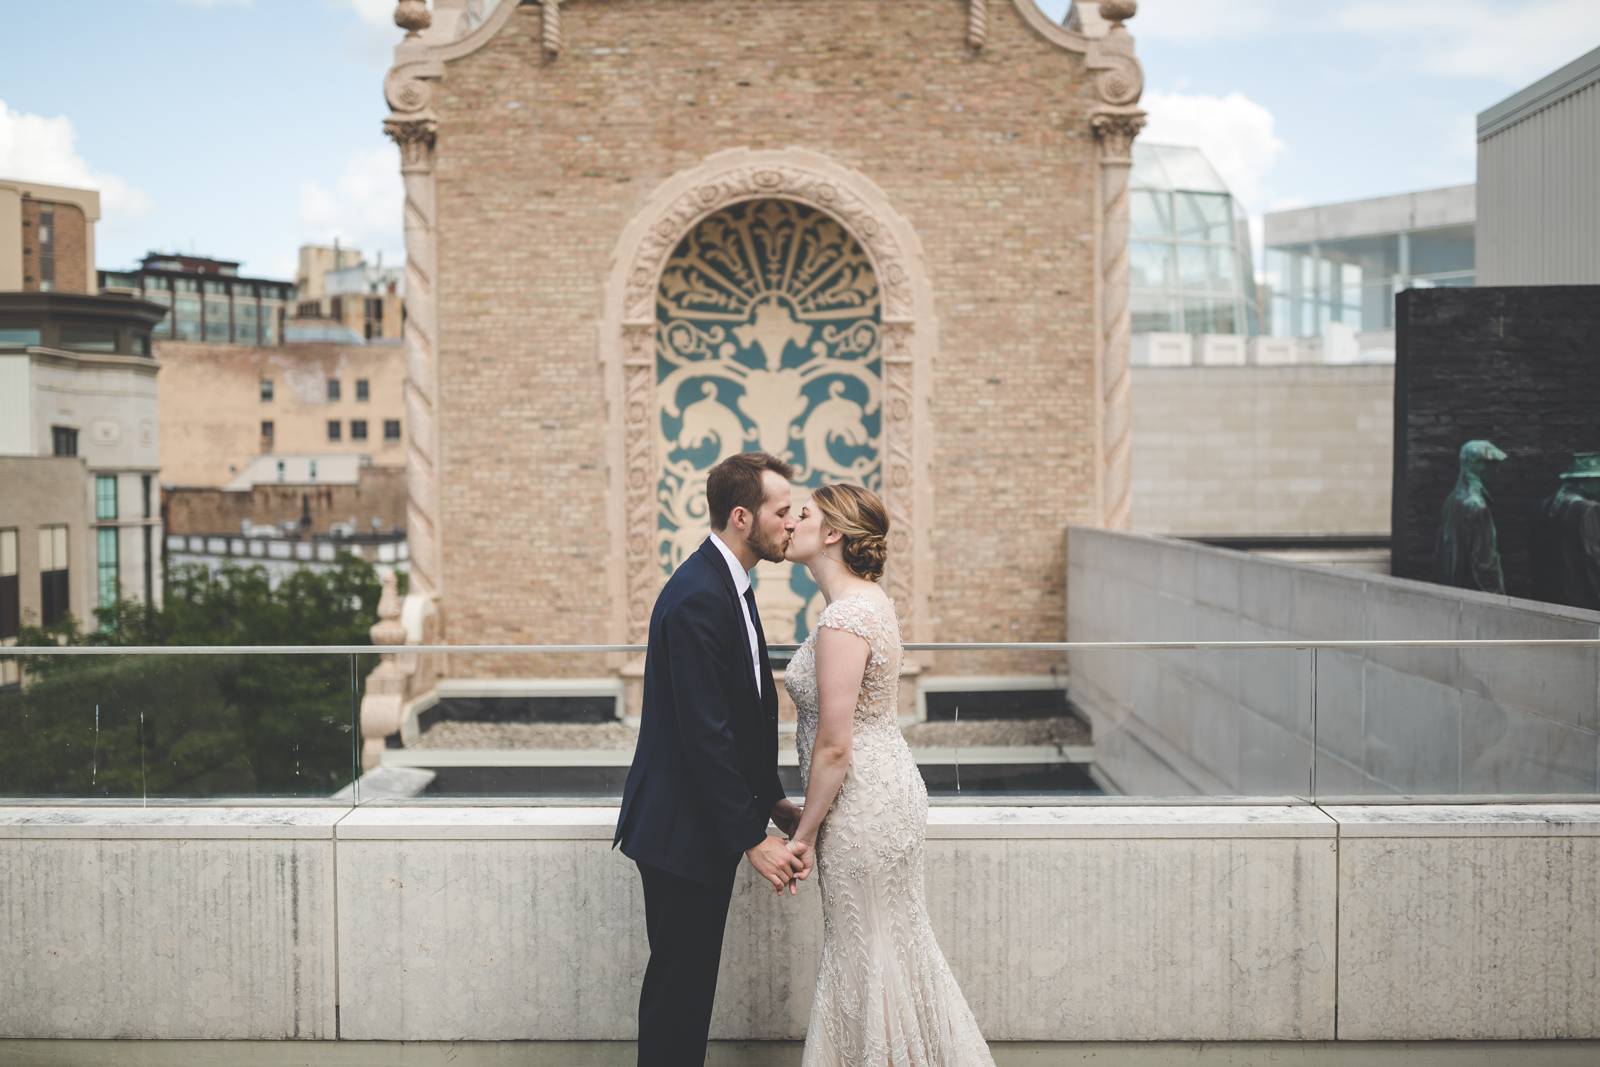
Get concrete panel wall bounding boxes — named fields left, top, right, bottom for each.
left=0, top=808, right=340, bottom=1039
left=2, top=804, right=1596, bottom=1043
left=1066, top=528, right=1600, bottom=798
left=1130, top=365, right=1393, bottom=538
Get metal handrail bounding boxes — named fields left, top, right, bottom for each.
left=2, top=638, right=1597, bottom=655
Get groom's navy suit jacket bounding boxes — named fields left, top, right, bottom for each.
left=614, top=537, right=786, bottom=886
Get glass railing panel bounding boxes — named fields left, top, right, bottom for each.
left=0, top=651, right=358, bottom=801
left=1313, top=642, right=1600, bottom=802
left=1061, top=645, right=1315, bottom=801
left=354, top=649, right=629, bottom=801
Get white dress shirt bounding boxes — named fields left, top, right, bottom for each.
left=708, top=532, right=764, bottom=694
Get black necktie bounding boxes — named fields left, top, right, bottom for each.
left=742, top=586, right=766, bottom=698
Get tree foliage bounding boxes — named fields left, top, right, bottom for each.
left=2, top=557, right=386, bottom=799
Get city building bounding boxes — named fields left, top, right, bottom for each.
left=0, top=291, right=166, bottom=624
left=288, top=244, right=404, bottom=344
left=1477, top=44, right=1600, bottom=285
left=99, top=253, right=295, bottom=346
left=1127, top=142, right=1259, bottom=367
left=0, top=456, right=91, bottom=684
left=0, top=178, right=99, bottom=294
left=155, top=341, right=406, bottom=488
left=1261, top=184, right=1475, bottom=363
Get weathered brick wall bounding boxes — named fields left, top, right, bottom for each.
left=433, top=0, right=1104, bottom=653
left=1392, top=286, right=1600, bottom=599
left=21, top=199, right=89, bottom=294
left=156, top=341, right=407, bottom=487
left=163, top=467, right=408, bottom=536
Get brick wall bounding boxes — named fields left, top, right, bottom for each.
left=20, top=199, right=89, bottom=294
left=157, top=341, right=407, bottom=487
left=431, top=0, right=1104, bottom=653
left=163, top=466, right=408, bottom=536
left=1392, top=286, right=1600, bottom=598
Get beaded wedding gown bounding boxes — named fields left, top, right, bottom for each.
left=785, top=589, right=995, bottom=1067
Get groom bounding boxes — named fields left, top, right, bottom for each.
left=614, top=451, right=810, bottom=1066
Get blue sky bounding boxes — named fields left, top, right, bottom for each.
left=2, top=0, right=1597, bottom=281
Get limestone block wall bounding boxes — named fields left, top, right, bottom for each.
left=1066, top=527, right=1600, bottom=798
left=3, top=803, right=1597, bottom=1042
left=1130, top=364, right=1394, bottom=538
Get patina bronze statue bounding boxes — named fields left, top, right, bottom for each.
left=1435, top=439, right=1507, bottom=594
left=1534, top=452, right=1600, bottom=610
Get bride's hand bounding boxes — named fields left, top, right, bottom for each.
left=786, top=837, right=815, bottom=881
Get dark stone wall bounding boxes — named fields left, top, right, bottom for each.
left=1392, top=286, right=1600, bottom=598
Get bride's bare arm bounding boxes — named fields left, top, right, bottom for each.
left=791, top=626, right=871, bottom=851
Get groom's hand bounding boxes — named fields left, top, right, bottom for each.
left=770, top=798, right=803, bottom=838
left=746, top=836, right=804, bottom=894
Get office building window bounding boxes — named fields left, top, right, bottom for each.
left=61, top=327, right=118, bottom=353
left=142, top=474, right=152, bottom=519
left=327, top=420, right=342, bottom=442
left=97, top=527, right=119, bottom=612
left=52, top=426, right=78, bottom=457
left=327, top=378, right=341, bottom=402
left=309, top=460, right=318, bottom=481
left=384, top=419, right=401, bottom=442
left=0, top=328, right=42, bottom=347
left=0, top=529, right=18, bottom=640
left=39, top=525, right=69, bottom=626
left=260, top=420, right=274, bottom=449
left=276, top=461, right=286, bottom=482
left=351, top=419, right=368, bottom=441
left=95, top=475, right=118, bottom=521
left=356, top=378, right=369, bottom=401
left=260, top=378, right=274, bottom=402
left=38, top=208, right=55, bottom=289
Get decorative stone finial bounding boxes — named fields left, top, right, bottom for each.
left=1100, top=0, right=1137, bottom=25
left=967, top=0, right=989, bottom=50
left=395, top=0, right=431, bottom=38
left=370, top=571, right=408, bottom=646
left=542, top=0, right=563, bottom=57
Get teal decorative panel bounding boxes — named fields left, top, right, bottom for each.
left=657, top=199, right=883, bottom=641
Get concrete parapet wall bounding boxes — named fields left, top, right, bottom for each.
left=1066, top=527, right=1600, bottom=798
left=2, top=804, right=1597, bottom=1042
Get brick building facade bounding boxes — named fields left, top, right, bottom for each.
left=156, top=341, right=407, bottom=487
left=372, top=0, right=1146, bottom=709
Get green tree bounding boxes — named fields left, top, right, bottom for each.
left=2, top=556, right=387, bottom=799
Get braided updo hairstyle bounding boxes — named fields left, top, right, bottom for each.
left=811, top=483, right=889, bottom=582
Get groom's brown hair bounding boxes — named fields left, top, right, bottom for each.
left=707, top=452, right=793, bottom=531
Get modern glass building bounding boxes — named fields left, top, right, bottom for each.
left=99, top=253, right=295, bottom=346
left=1128, top=142, right=1258, bottom=339
left=1261, top=185, right=1474, bottom=361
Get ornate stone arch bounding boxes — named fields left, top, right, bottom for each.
left=600, top=147, right=937, bottom=646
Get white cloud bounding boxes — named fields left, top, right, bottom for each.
left=0, top=99, right=153, bottom=225
left=343, top=0, right=394, bottom=30
left=1332, top=0, right=1600, bottom=84
left=297, top=144, right=404, bottom=264
left=1141, top=90, right=1285, bottom=208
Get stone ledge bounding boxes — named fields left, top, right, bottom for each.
left=0, top=805, right=348, bottom=839
left=1325, top=803, right=1600, bottom=836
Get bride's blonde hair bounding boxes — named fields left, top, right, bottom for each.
left=811, top=483, right=889, bottom=582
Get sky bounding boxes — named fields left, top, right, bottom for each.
left=2, top=0, right=1597, bottom=281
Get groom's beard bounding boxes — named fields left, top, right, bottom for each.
left=748, top=525, right=788, bottom=564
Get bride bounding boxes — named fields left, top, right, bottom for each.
left=781, top=483, right=995, bottom=1066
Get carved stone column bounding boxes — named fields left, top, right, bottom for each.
left=1088, top=1, right=1145, bottom=530
left=384, top=49, right=445, bottom=608
left=620, top=322, right=657, bottom=644
left=359, top=571, right=410, bottom=769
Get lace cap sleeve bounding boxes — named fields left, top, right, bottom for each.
left=816, top=593, right=878, bottom=645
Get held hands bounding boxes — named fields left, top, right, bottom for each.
left=746, top=836, right=808, bottom=895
